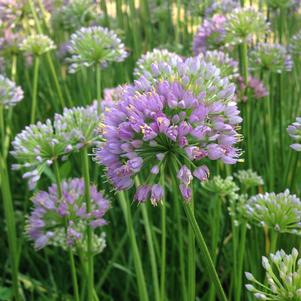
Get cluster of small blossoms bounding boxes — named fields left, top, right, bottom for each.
left=192, top=15, right=227, bottom=55
left=250, top=43, right=293, bottom=73
left=19, top=34, right=56, bottom=56
left=198, top=50, right=239, bottom=80
left=101, top=85, right=128, bottom=113
left=202, top=175, right=239, bottom=199
left=11, top=103, right=102, bottom=189
left=236, top=76, right=268, bottom=102
left=52, top=0, right=100, bottom=32
left=53, top=105, right=102, bottom=151
left=225, top=7, right=269, bottom=45
left=205, top=0, right=240, bottom=16
left=67, top=26, right=127, bottom=73
left=234, top=169, right=264, bottom=191
left=27, top=178, right=109, bottom=250
left=0, top=0, right=24, bottom=27
left=0, top=74, right=23, bottom=108
left=265, top=0, right=297, bottom=9
left=0, top=28, right=23, bottom=55
left=290, top=30, right=301, bottom=56
left=95, top=56, right=242, bottom=202
left=287, top=117, right=301, bottom=151
left=245, top=190, right=301, bottom=235
left=134, top=49, right=182, bottom=79
left=245, top=248, right=301, bottom=300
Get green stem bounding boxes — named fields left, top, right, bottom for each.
left=269, top=231, right=278, bottom=254
left=53, top=161, right=80, bottom=301
left=31, top=56, right=40, bottom=124
left=0, top=153, right=20, bottom=301
left=183, top=203, right=228, bottom=301
left=160, top=191, right=167, bottom=301
left=81, top=147, right=94, bottom=301
left=278, top=73, right=284, bottom=168
left=117, top=191, right=149, bottom=301
left=96, top=67, right=101, bottom=115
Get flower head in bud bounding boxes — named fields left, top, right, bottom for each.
left=245, top=190, right=301, bottom=235
left=193, top=15, right=227, bottom=55
left=134, top=48, right=182, bottom=79
left=67, top=26, right=127, bottom=73
left=0, top=74, right=23, bottom=108
left=287, top=117, right=301, bottom=152
left=27, top=178, right=109, bottom=251
left=250, top=43, right=293, bottom=73
left=246, top=249, right=301, bottom=300
left=20, top=34, right=56, bottom=56
left=225, top=7, right=269, bottom=45
left=234, top=169, right=264, bottom=191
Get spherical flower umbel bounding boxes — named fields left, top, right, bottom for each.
left=290, top=30, right=301, bottom=57
left=225, top=7, right=269, bottom=45
left=27, top=178, right=109, bottom=250
left=250, top=43, right=293, bottom=73
left=245, top=190, right=301, bottom=235
left=193, top=15, right=227, bottom=55
left=134, top=48, right=182, bottom=79
left=287, top=117, right=301, bottom=151
left=0, top=74, right=23, bottom=108
left=19, top=34, right=56, bottom=56
left=236, top=76, right=268, bottom=102
left=245, top=248, right=301, bottom=301
left=198, top=50, right=239, bottom=80
left=95, top=58, right=242, bottom=202
left=234, top=169, right=264, bottom=191
left=67, top=26, right=127, bottom=73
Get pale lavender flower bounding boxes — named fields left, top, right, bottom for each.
left=193, top=15, right=227, bottom=55
left=0, top=74, right=23, bottom=108
left=205, top=0, right=240, bottom=16
left=67, top=26, right=127, bottom=73
left=0, top=28, right=23, bottom=55
left=95, top=57, right=242, bottom=202
left=0, top=0, right=25, bottom=26
left=27, top=178, right=109, bottom=250
left=287, top=117, right=301, bottom=151
left=250, top=43, right=293, bottom=73
left=237, top=76, right=268, bottom=102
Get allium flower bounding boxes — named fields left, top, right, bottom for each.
left=202, top=175, right=239, bottom=199
left=236, top=76, right=268, bottom=101
left=11, top=120, right=70, bottom=189
left=53, top=105, right=101, bottom=151
left=52, top=0, right=100, bottom=32
left=250, top=43, right=293, bottom=73
left=287, top=117, right=301, bottom=151
left=290, top=30, right=301, bottom=56
left=0, top=0, right=24, bottom=26
left=205, top=0, right=240, bottom=16
left=19, top=34, right=56, bottom=56
left=67, top=26, right=127, bottom=73
left=245, top=248, right=301, bottom=300
left=27, top=178, right=109, bottom=250
left=95, top=57, right=242, bottom=202
left=225, top=7, right=269, bottom=45
left=245, top=190, right=301, bottom=235
left=0, top=74, right=23, bottom=108
left=234, top=169, right=264, bottom=191
left=193, top=15, right=227, bottom=55
left=0, top=28, right=23, bottom=55
left=198, top=50, right=239, bottom=80
left=134, top=49, right=182, bottom=79
left=101, top=85, right=127, bottom=113
left=265, top=0, right=296, bottom=9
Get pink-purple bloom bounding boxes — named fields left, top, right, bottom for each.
left=95, top=57, right=242, bottom=202
left=193, top=15, right=227, bottom=55
left=27, top=178, right=110, bottom=250
left=287, top=117, right=301, bottom=151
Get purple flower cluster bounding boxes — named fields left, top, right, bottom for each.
left=236, top=76, right=268, bottom=101
left=27, top=178, right=109, bottom=250
left=95, top=62, right=242, bottom=202
left=205, top=0, right=240, bottom=16
left=193, top=15, right=226, bottom=55
left=287, top=117, right=301, bottom=151
left=0, top=74, right=23, bottom=108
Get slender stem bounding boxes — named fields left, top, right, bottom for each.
left=0, top=153, right=20, bottom=301
left=160, top=190, right=167, bottom=301
left=96, top=67, right=101, bottom=115
left=53, top=161, right=80, bottom=301
left=278, top=73, right=284, bottom=168
left=269, top=231, right=278, bottom=254
left=11, top=55, right=17, bottom=81
left=118, top=191, right=149, bottom=301
left=31, top=56, right=40, bottom=124
left=183, top=203, right=228, bottom=301
left=81, top=147, right=94, bottom=301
